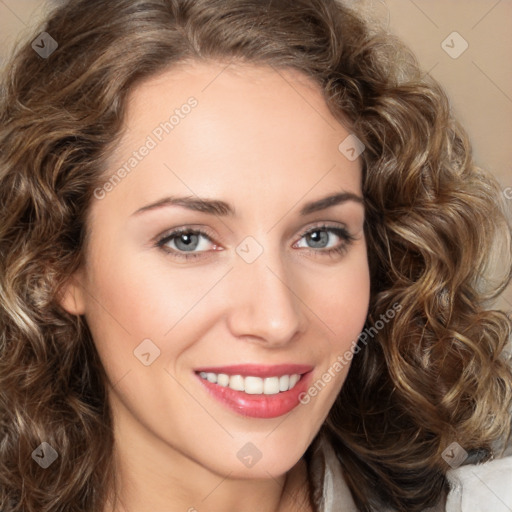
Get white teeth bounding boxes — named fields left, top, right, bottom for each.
left=216, top=373, right=230, bottom=387
left=229, top=374, right=245, bottom=391
left=263, top=377, right=280, bottom=395
left=244, top=376, right=263, bottom=394
left=198, top=372, right=302, bottom=394
left=289, top=374, right=300, bottom=388
left=279, top=375, right=289, bottom=392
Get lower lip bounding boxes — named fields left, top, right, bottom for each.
left=195, top=372, right=313, bottom=419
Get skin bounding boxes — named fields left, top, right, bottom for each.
left=60, top=61, right=370, bottom=512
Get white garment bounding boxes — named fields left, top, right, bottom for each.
left=444, top=455, right=512, bottom=512
left=314, top=436, right=512, bottom=512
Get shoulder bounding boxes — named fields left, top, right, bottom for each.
left=315, top=435, right=512, bottom=512
left=444, top=454, right=512, bottom=512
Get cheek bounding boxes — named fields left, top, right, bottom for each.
left=304, top=246, right=370, bottom=388
left=310, top=250, right=371, bottom=348
left=297, top=254, right=370, bottom=418
left=81, top=247, right=228, bottom=378
left=86, top=245, right=217, bottom=336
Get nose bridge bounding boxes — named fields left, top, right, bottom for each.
left=226, top=241, right=305, bottom=345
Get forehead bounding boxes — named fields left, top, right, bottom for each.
left=112, top=60, right=355, bottom=161
left=98, top=60, right=362, bottom=219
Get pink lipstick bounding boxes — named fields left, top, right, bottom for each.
left=193, top=364, right=314, bottom=418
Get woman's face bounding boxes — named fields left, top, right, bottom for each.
left=62, top=61, right=370, bottom=481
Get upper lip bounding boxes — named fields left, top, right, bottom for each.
left=194, top=364, right=314, bottom=378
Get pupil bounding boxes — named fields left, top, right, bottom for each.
left=309, top=230, right=327, bottom=248
left=176, top=233, right=198, bottom=251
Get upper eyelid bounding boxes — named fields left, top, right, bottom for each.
left=298, top=223, right=350, bottom=238
left=156, top=226, right=215, bottom=244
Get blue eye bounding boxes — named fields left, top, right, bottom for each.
left=295, top=225, right=356, bottom=258
left=155, top=224, right=355, bottom=260
left=156, top=228, right=216, bottom=259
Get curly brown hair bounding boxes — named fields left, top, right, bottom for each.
left=1, top=1, right=511, bottom=511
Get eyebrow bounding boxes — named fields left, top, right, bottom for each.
left=131, top=191, right=364, bottom=217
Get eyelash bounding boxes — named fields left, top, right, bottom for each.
left=155, top=224, right=356, bottom=261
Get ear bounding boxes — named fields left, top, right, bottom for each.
left=57, top=269, right=87, bottom=316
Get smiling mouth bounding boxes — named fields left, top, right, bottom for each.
left=196, top=371, right=303, bottom=395
left=193, top=365, right=314, bottom=418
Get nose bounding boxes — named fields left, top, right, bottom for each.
left=225, top=251, right=307, bottom=347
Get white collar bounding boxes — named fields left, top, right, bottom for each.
left=308, top=434, right=359, bottom=512
left=310, top=434, right=512, bottom=512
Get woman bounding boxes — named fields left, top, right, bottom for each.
left=0, top=1, right=511, bottom=511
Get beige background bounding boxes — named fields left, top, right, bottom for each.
left=1, top=0, right=511, bottom=310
